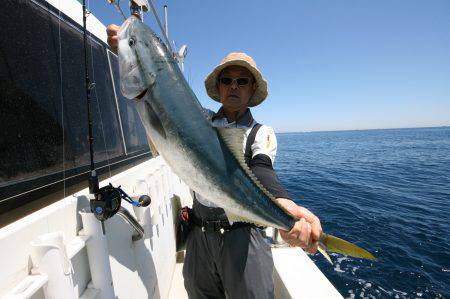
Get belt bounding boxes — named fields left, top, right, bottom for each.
left=191, top=213, right=253, bottom=234
left=183, top=206, right=264, bottom=234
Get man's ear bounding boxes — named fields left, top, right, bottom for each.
left=252, top=82, right=257, bottom=91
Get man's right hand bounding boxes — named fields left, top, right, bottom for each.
left=106, top=24, right=120, bottom=54
left=276, top=198, right=322, bottom=254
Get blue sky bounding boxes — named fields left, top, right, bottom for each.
left=89, top=0, right=450, bottom=132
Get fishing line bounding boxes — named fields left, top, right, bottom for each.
left=107, top=0, right=126, bottom=21
left=58, top=4, right=75, bottom=283
left=148, top=0, right=173, bottom=53
left=56, top=0, right=69, bottom=240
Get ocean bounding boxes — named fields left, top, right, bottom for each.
left=275, top=127, right=450, bottom=298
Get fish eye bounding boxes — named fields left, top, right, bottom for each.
left=129, top=38, right=135, bottom=47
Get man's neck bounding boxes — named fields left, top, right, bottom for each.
left=222, top=107, right=248, bottom=123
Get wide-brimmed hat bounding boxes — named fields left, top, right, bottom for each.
left=204, top=52, right=268, bottom=107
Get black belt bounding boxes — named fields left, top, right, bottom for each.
left=182, top=206, right=264, bottom=234
left=191, top=213, right=253, bottom=234
left=202, top=220, right=253, bottom=233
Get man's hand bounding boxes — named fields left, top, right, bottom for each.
left=106, top=24, right=120, bottom=54
left=276, top=198, right=322, bottom=254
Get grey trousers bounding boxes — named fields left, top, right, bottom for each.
left=182, top=225, right=274, bottom=299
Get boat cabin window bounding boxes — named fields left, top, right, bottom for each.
left=58, top=22, right=125, bottom=166
left=0, top=0, right=150, bottom=213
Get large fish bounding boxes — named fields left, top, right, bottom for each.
left=117, top=16, right=375, bottom=262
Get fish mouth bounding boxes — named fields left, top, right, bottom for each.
left=135, top=88, right=148, bottom=100
left=120, top=64, right=150, bottom=99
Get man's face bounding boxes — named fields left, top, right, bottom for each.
left=218, top=65, right=256, bottom=113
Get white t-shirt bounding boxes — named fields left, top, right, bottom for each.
left=195, top=108, right=278, bottom=207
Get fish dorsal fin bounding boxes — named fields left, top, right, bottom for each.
left=216, top=128, right=290, bottom=215
left=216, top=127, right=246, bottom=161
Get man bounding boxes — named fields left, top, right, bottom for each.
left=107, top=26, right=322, bottom=299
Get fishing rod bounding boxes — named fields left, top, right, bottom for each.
left=82, top=0, right=150, bottom=233
left=82, top=0, right=97, bottom=198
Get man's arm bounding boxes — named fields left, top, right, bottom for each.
left=249, top=154, right=290, bottom=199
left=249, top=124, right=322, bottom=253
left=249, top=154, right=322, bottom=253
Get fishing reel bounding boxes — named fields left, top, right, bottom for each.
left=90, top=182, right=151, bottom=222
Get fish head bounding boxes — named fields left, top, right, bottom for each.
left=118, top=16, right=157, bottom=99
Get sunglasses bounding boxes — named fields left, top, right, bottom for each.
left=219, top=77, right=252, bottom=86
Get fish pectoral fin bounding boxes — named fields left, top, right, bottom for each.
left=146, top=135, right=159, bottom=157
left=144, top=101, right=167, bottom=139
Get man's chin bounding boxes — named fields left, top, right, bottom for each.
left=222, top=103, right=246, bottom=114
left=223, top=102, right=241, bottom=109
left=225, top=97, right=243, bottom=106
left=227, top=96, right=240, bottom=101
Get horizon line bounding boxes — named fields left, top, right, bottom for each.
left=276, top=125, right=450, bottom=134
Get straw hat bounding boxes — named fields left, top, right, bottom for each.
left=204, top=52, right=268, bottom=107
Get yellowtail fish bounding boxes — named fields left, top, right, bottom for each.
left=117, top=15, right=376, bottom=263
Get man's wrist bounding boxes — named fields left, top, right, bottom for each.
left=276, top=197, right=298, bottom=217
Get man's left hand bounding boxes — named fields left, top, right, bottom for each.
left=276, top=198, right=322, bottom=254
left=106, top=24, right=120, bottom=54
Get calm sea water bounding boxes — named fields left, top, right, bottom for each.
left=275, top=127, right=450, bottom=298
